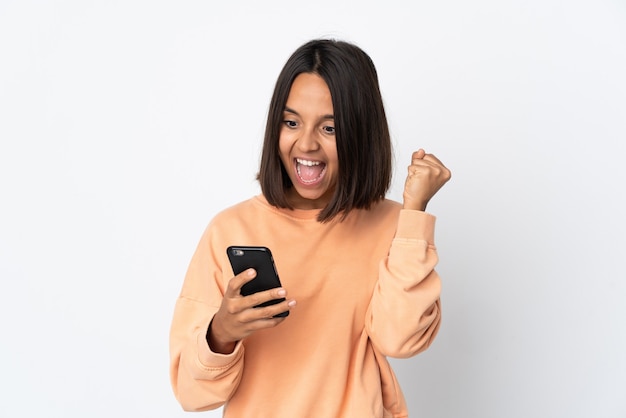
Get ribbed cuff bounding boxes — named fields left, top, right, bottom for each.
left=196, top=316, right=244, bottom=369
left=395, top=210, right=436, bottom=243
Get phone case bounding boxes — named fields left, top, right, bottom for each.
left=226, top=246, right=288, bottom=317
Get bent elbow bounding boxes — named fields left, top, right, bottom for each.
left=372, top=303, right=442, bottom=358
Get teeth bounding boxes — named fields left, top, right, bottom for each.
left=296, top=158, right=321, bottom=167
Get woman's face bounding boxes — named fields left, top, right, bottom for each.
left=279, top=72, right=338, bottom=210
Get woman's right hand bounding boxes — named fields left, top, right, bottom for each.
left=207, top=268, right=296, bottom=354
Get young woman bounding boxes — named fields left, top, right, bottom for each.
left=169, top=39, right=451, bottom=418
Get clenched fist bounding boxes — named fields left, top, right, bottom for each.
left=403, top=149, right=451, bottom=211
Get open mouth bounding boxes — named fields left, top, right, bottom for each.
left=295, top=158, right=326, bottom=184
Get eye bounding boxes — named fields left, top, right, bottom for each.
left=322, top=125, right=335, bottom=135
left=283, top=120, right=298, bottom=128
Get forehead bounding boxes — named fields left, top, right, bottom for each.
left=285, top=73, right=333, bottom=113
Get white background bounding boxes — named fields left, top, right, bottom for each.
left=1, top=1, right=625, bottom=417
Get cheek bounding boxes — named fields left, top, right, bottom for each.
left=278, top=129, right=296, bottom=154
left=325, top=143, right=339, bottom=167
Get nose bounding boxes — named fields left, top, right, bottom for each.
left=296, top=128, right=320, bottom=152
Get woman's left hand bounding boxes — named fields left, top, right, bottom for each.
left=402, top=149, right=451, bottom=211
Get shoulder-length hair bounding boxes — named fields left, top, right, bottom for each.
left=258, top=39, right=392, bottom=222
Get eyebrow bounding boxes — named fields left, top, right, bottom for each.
left=284, top=106, right=334, bottom=120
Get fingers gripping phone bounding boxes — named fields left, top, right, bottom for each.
left=226, top=246, right=289, bottom=318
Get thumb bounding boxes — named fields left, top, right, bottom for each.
left=412, top=149, right=426, bottom=162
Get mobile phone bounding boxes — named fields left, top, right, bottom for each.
left=226, top=246, right=288, bottom=317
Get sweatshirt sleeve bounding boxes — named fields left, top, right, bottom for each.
left=365, top=209, right=442, bottom=358
left=169, top=224, right=245, bottom=411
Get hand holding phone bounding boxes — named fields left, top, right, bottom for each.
left=227, top=246, right=289, bottom=317
left=208, top=247, right=293, bottom=354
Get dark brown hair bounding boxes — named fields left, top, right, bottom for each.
left=258, top=39, right=392, bottom=222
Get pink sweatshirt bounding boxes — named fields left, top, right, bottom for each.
left=169, top=195, right=441, bottom=417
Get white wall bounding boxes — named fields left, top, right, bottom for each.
left=1, top=1, right=624, bottom=417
